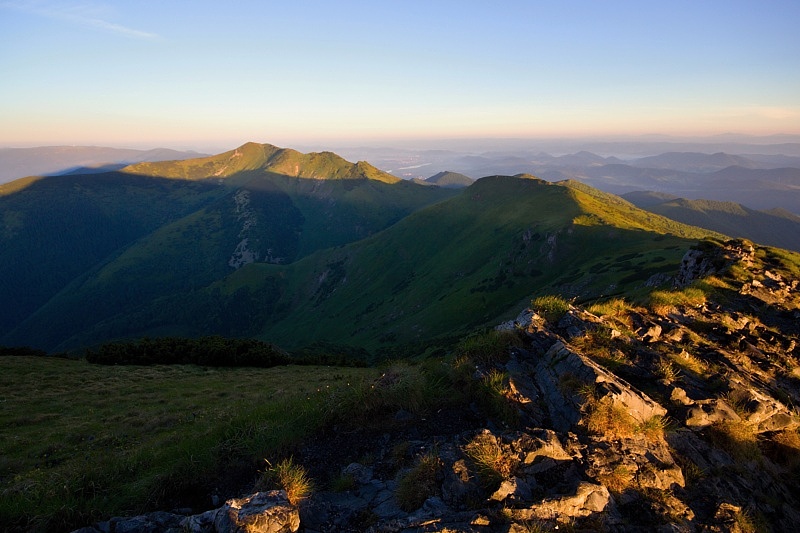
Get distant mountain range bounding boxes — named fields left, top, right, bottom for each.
left=337, top=147, right=800, bottom=213
left=0, top=145, right=208, bottom=184
left=1, top=142, right=722, bottom=356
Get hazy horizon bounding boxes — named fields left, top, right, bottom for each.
left=1, top=1, right=799, bottom=149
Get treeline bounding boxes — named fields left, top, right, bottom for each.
left=0, top=345, right=49, bottom=357
left=85, top=336, right=290, bottom=367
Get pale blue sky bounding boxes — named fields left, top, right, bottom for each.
left=1, top=0, right=798, bottom=150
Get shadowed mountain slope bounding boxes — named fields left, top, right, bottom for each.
left=5, top=172, right=723, bottom=355
left=0, top=144, right=454, bottom=347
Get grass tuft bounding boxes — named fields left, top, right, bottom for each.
left=587, top=298, right=632, bottom=318
left=395, top=451, right=442, bottom=511
left=596, top=464, right=635, bottom=494
left=648, top=287, right=707, bottom=315
left=707, top=420, right=762, bottom=462
left=584, top=396, right=638, bottom=439
left=463, top=432, right=515, bottom=488
left=531, top=295, right=570, bottom=324
left=260, top=457, right=313, bottom=505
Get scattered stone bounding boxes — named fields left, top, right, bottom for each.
left=490, top=476, right=532, bottom=502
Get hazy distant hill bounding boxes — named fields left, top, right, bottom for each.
left=573, top=164, right=800, bottom=213
left=0, top=146, right=207, bottom=184
left=1, top=142, right=720, bottom=353
left=424, top=170, right=474, bottom=188
left=337, top=144, right=800, bottom=213
left=629, top=151, right=759, bottom=172
left=624, top=192, right=800, bottom=252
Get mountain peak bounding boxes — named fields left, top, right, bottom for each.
left=122, top=142, right=400, bottom=183
left=425, top=170, right=474, bottom=188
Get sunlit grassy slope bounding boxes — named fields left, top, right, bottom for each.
left=239, top=176, right=720, bottom=352
left=124, top=142, right=400, bottom=183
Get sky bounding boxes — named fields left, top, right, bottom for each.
left=1, top=0, right=799, bottom=151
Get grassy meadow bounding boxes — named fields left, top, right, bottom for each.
left=0, top=356, right=378, bottom=531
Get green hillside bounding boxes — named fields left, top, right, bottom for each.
left=0, top=145, right=453, bottom=347
left=15, top=174, right=722, bottom=356
left=625, top=194, right=800, bottom=252
left=251, top=176, right=718, bottom=352
left=0, top=173, right=227, bottom=334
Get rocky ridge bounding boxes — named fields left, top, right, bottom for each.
left=74, top=240, right=800, bottom=532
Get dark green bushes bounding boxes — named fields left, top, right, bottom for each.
left=84, top=336, right=290, bottom=367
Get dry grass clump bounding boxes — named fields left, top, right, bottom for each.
left=396, top=451, right=442, bottom=511
left=259, top=457, right=313, bottom=505
left=637, top=415, right=669, bottom=442
left=463, top=432, right=516, bottom=487
left=655, top=358, right=681, bottom=382
left=648, top=287, right=707, bottom=316
left=583, top=390, right=666, bottom=442
left=734, top=508, right=766, bottom=533
left=762, top=429, right=800, bottom=471
left=672, top=452, right=706, bottom=487
left=596, top=464, right=635, bottom=494
left=531, top=294, right=570, bottom=324
left=718, top=389, right=751, bottom=417
left=672, top=349, right=708, bottom=376
left=587, top=297, right=631, bottom=317
left=707, top=420, right=761, bottom=462
left=587, top=298, right=634, bottom=330
left=584, top=396, right=638, bottom=439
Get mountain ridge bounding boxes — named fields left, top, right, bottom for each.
left=123, top=142, right=401, bottom=183
left=2, top=171, right=723, bottom=354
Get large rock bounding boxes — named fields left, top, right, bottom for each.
left=531, top=341, right=666, bottom=433
left=214, top=491, right=300, bottom=533
left=511, top=481, right=612, bottom=522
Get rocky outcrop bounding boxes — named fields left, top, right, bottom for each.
left=73, top=491, right=299, bottom=533
left=74, top=239, right=800, bottom=532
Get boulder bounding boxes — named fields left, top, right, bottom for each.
left=532, top=341, right=666, bottom=433
left=685, top=399, right=741, bottom=427
left=490, top=476, right=532, bottom=503
left=512, top=482, right=612, bottom=522
left=214, top=490, right=300, bottom=533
